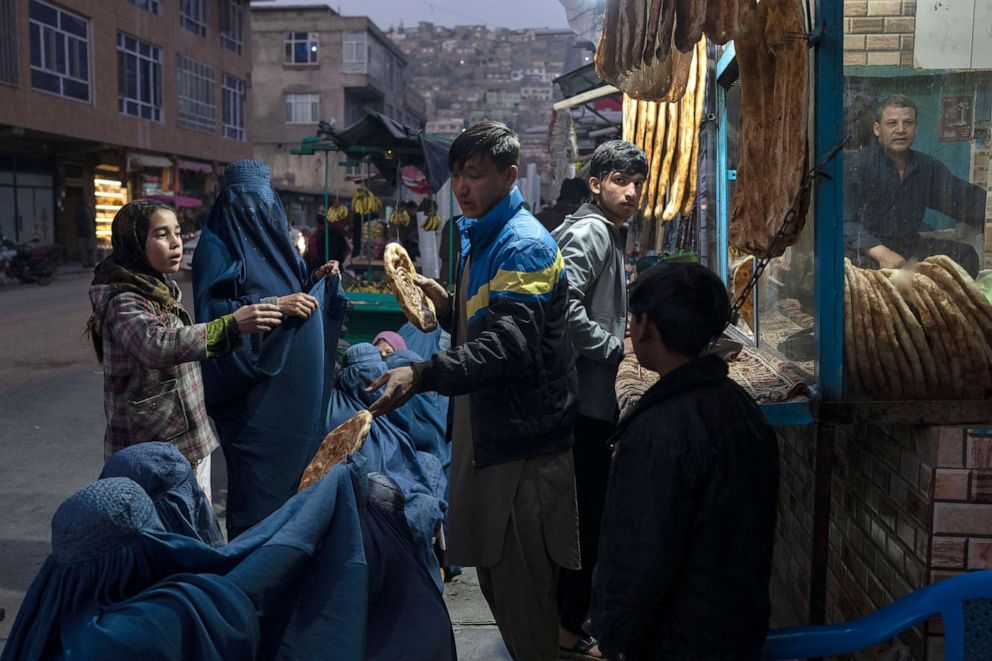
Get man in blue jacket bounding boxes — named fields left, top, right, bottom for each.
left=369, top=121, right=580, bottom=661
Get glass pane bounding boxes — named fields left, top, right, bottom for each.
left=842, top=5, right=992, bottom=400
left=295, top=42, right=306, bottom=63
left=28, top=0, right=56, bottom=25
left=63, top=78, right=88, bottom=101
left=30, top=24, right=41, bottom=67
left=60, top=12, right=86, bottom=38
left=30, top=68, right=59, bottom=93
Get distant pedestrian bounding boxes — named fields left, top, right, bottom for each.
left=584, top=261, right=779, bottom=661
left=75, top=199, right=97, bottom=267
left=87, top=199, right=282, bottom=497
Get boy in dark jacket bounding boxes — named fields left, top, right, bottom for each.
left=585, top=261, right=779, bottom=661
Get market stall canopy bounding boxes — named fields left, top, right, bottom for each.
left=176, top=159, right=213, bottom=173
left=128, top=152, right=172, bottom=169
left=148, top=193, right=203, bottom=208
left=329, top=112, right=452, bottom=194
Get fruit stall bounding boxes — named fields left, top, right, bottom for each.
left=291, top=113, right=452, bottom=344
left=596, top=0, right=992, bottom=656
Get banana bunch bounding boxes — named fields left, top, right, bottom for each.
left=326, top=202, right=349, bottom=223
left=423, top=214, right=443, bottom=231
left=418, top=198, right=438, bottom=215
left=361, top=221, right=385, bottom=241
left=389, top=209, right=411, bottom=228
left=347, top=280, right=392, bottom=294
left=352, top=189, right=383, bottom=215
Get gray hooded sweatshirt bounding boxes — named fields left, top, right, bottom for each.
left=553, top=202, right=626, bottom=421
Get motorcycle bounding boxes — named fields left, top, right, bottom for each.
left=0, top=235, right=61, bottom=285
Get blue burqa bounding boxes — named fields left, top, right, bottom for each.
left=330, top=343, right=446, bottom=587
left=384, top=348, right=450, bottom=474
left=364, top=473, right=456, bottom=660
left=192, top=160, right=348, bottom=537
left=100, top=442, right=224, bottom=547
left=2, top=461, right=369, bottom=661
left=397, top=321, right=451, bottom=361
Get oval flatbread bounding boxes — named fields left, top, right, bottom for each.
left=299, top=410, right=373, bottom=492
left=384, top=242, right=438, bottom=332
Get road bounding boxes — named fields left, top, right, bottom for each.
left=0, top=267, right=508, bottom=657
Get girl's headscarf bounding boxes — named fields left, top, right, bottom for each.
left=100, top=443, right=225, bottom=548
left=87, top=199, right=186, bottom=361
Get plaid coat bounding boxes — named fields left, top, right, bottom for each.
left=90, top=283, right=219, bottom=464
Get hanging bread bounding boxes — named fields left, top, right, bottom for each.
left=703, top=0, right=759, bottom=45
left=642, top=102, right=667, bottom=220
left=299, top=410, right=372, bottom=491
left=662, top=40, right=699, bottom=221
left=680, top=38, right=708, bottom=216
left=674, top=0, right=707, bottom=53
left=729, top=0, right=810, bottom=257
left=654, top=102, right=680, bottom=220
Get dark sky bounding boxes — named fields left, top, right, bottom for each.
left=253, top=0, right=572, bottom=30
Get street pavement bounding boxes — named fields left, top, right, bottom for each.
left=0, top=266, right=509, bottom=658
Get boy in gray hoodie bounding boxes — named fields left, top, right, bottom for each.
left=552, top=140, right=647, bottom=655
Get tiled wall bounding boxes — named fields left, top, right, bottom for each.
left=773, top=423, right=992, bottom=660
left=843, top=0, right=917, bottom=67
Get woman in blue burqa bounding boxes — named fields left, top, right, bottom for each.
left=1, top=461, right=371, bottom=661
left=192, top=160, right=348, bottom=539
left=331, top=343, right=447, bottom=586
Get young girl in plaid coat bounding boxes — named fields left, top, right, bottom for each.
left=87, top=200, right=282, bottom=497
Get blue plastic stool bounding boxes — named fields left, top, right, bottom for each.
left=764, top=570, right=992, bottom=660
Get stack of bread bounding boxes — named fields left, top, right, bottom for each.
left=844, top=256, right=992, bottom=400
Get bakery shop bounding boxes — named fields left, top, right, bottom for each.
left=577, top=0, right=992, bottom=656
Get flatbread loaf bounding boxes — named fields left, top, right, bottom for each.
left=298, top=410, right=373, bottom=492
left=384, top=242, right=438, bottom=332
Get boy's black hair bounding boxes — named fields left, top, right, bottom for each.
left=448, top=121, right=519, bottom=173
left=875, top=93, right=917, bottom=122
left=559, top=177, right=592, bottom=204
left=589, top=140, right=648, bottom=181
left=628, top=261, right=730, bottom=357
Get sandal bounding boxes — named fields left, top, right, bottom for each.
left=559, top=634, right=605, bottom=660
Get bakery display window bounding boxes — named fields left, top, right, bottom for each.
left=839, top=4, right=992, bottom=401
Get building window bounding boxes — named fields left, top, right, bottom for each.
left=177, top=55, right=215, bottom=133
left=180, top=0, right=206, bottom=36
left=0, top=0, right=18, bottom=86
left=343, top=31, right=367, bottom=74
left=284, top=93, right=319, bottom=124
left=220, top=0, right=243, bottom=54
left=222, top=74, right=245, bottom=140
left=117, top=32, right=162, bottom=120
left=28, top=0, right=89, bottom=101
left=128, top=0, right=159, bottom=14
left=284, top=32, right=318, bottom=65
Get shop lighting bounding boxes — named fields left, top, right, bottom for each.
left=94, top=178, right=125, bottom=187
left=96, top=191, right=127, bottom=199
left=95, top=204, right=122, bottom=210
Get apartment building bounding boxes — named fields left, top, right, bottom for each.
left=250, top=2, right=426, bottom=226
left=0, top=0, right=253, bottom=255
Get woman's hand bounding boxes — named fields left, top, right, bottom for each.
left=313, top=260, right=340, bottom=280
left=276, top=292, right=319, bottom=318
left=233, top=304, right=283, bottom=333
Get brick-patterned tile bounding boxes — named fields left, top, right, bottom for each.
left=896, top=515, right=916, bottom=552
left=844, top=52, right=868, bottom=66
left=867, top=51, right=901, bottom=66
left=930, top=537, right=966, bottom=569
left=937, top=427, right=965, bottom=467
left=934, top=502, right=992, bottom=534
left=900, top=451, right=920, bottom=488
left=905, top=491, right=929, bottom=525
left=971, top=471, right=992, bottom=503
left=919, top=463, right=933, bottom=494
left=879, top=495, right=898, bottom=531
left=968, top=539, right=992, bottom=569
left=845, top=0, right=868, bottom=16
left=844, top=34, right=866, bottom=51
left=899, top=51, right=914, bottom=67
left=850, top=17, right=885, bottom=32
left=934, top=468, right=970, bottom=501
left=884, top=16, right=915, bottom=32
left=900, top=34, right=915, bottom=50
left=968, top=434, right=992, bottom=470
left=927, top=636, right=944, bottom=661
left=865, top=34, right=900, bottom=50
left=902, top=1, right=917, bottom=16
left=868, top=0, right=903, bottom=17
left=904, top=556, right=926, bottom=588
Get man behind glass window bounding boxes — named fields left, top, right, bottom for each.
left=844, top=93, right=986, bottom=276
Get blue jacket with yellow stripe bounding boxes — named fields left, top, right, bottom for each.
left=414, top=187, right=578, bottom=467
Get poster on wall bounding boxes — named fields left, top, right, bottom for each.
left=940, top=95, right=973, bottom=141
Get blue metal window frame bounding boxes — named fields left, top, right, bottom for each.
left=711, top=0, right=843, bottom=427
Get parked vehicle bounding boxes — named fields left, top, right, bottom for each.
left=0, top=236, right=60, bottom=285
